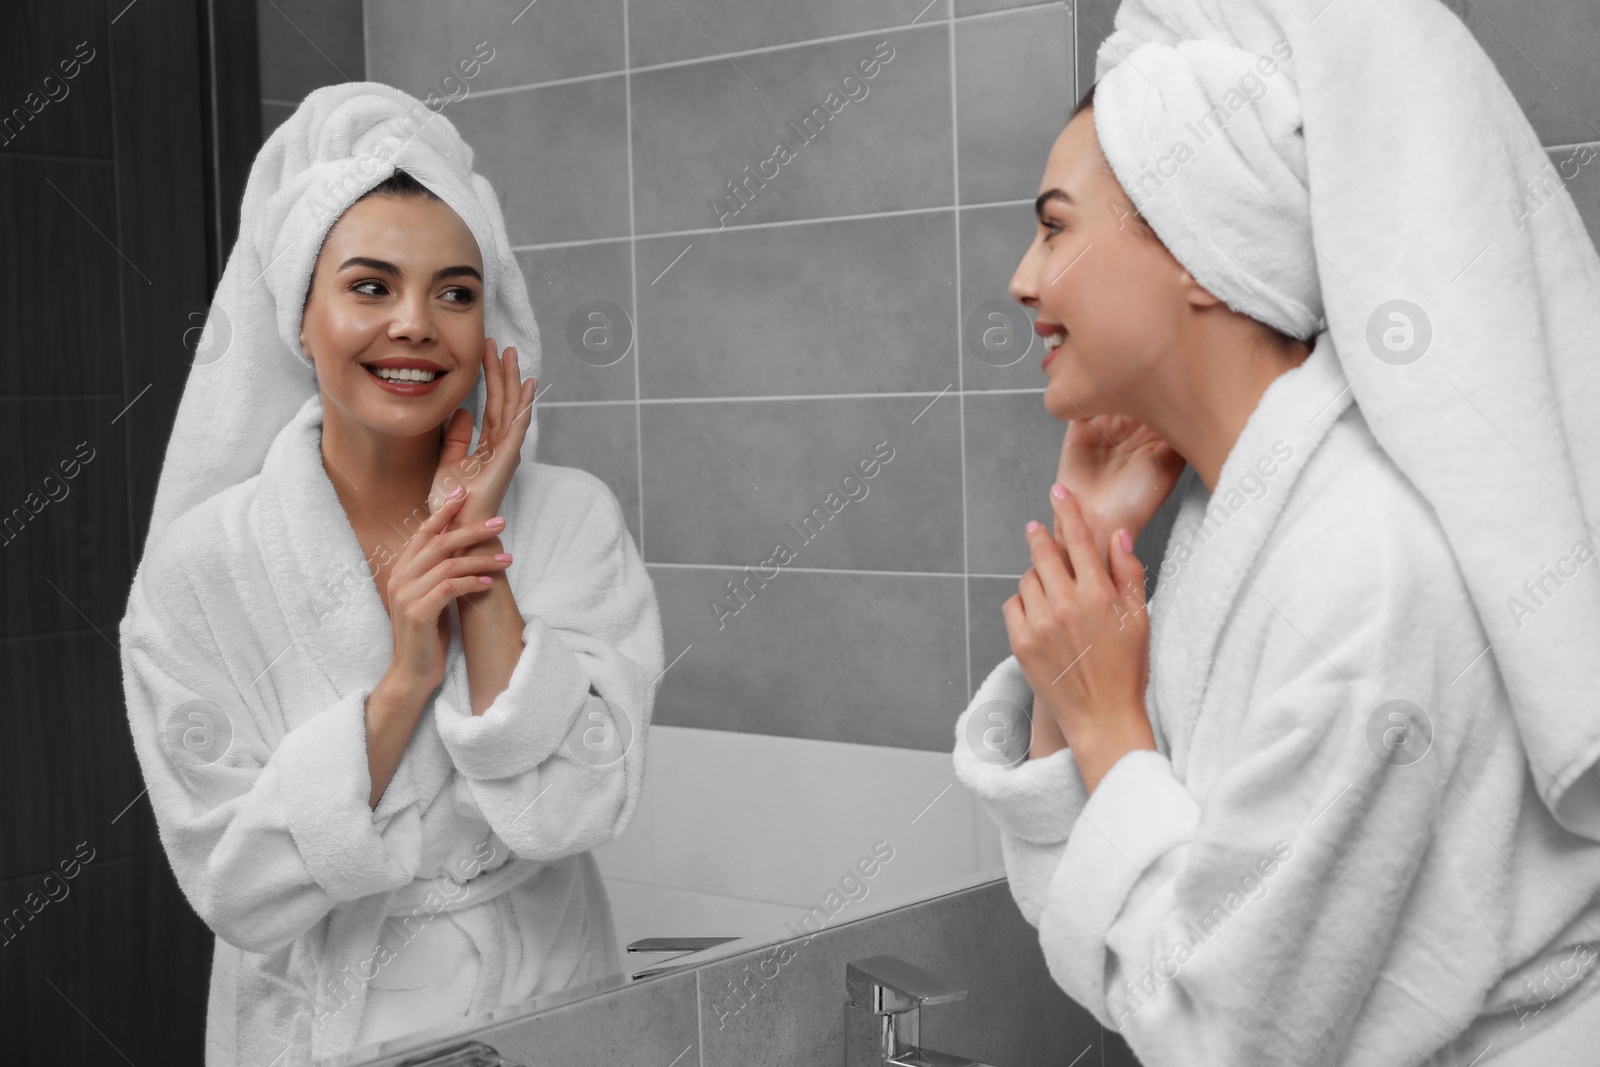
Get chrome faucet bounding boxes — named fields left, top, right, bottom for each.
left=845, top=955, right=1000, bottom=1067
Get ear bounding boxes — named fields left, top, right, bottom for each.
left=1178, top=269, right=1222, bottom=311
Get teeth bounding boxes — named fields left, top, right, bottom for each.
left=1044, top=331, right=1067, bottom=350
left=372, top=366, right=439, bottom=382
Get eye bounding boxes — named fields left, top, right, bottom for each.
left=443, top=287, right=476, bottom=305
left=1040, top=217, right=1065, bottom=240
left=352, top=279, right=387, bottom=296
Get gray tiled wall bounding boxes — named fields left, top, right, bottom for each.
left=254, top=0, right=1600, bottom=757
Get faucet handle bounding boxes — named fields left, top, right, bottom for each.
left=846, top=955, right=968, bottom=1015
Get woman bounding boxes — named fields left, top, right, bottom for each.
left=120, top=85, right=663, bottom=1065
left=953, top=1, right=1600, bottom=1064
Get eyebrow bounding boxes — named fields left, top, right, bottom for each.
left=1034, top=189, right=1075, bottom=218
left=337, top=256, right=483, bottom=284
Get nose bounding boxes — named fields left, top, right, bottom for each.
left=386, top=287, right=436, bottom=345
left=1008, top=235, right=1041, bottom=310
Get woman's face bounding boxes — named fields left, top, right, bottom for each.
left=1009, top=106, right=1197, bottom=422
left=300, top=193, right=485, bottom=439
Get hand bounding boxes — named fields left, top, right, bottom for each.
left=385, top=485, right=515, bottom=690
left=430, top=337, right=537, bottom=531
left=1054, top=415, right=1185, bottom=562
left=1004, top=484, right=1155, bottom=792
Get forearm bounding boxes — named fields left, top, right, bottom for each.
left=456, top=535, right=527, bottom=716
left=366, top=669, right=430, bottom=809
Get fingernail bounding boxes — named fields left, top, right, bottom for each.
left=1050, top=482, right=1068, bottom=501
left=485, top=516, right=505, bottom=528
left=478, top=576, right=494, bottom=586
left=493, top=553, right=512, bottom=563
left=448, top=485, right=465, bottom=499
left=1119, top=528, right=1133, bottom=552
left=1026, top=520, right=1042, bottom=533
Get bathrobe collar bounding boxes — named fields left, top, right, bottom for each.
left=255, top=391, right=464, bottom=823
left=1147, top=329, right=1354, bottom=761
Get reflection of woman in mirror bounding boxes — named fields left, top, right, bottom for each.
left=954, top=1, right=1600, bottom=1064
left=120, top=84, right=663, bottom=1065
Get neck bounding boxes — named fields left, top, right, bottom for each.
left=1135, top=316, right=1310, bottom=494
left=317, top=393, right=443, bottom=541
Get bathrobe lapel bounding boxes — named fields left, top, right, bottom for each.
left=255, top=392, right=460, bottom=824
left=1147, top=332, right=1355, bottom=774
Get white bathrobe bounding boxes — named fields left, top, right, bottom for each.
left=953, top=334, right=1600, bottom=1066
left=120, top=392, right=663, bottom=1066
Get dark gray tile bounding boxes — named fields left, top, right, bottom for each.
left=956, top=5, right=1074, bottom=206
left=959, top=201, right=1053, bottom=392
left=260, top=100, right=296, bottom=143
left=447, top=77, right=631, bottom=246
left=1460, top=0, right=1600, bottom=147
left=636, top=212, right=956, bottom=399
left=649, top=566, right=968, bottom=749
left=367, top=0, right=625, bottom=94
left=639, top=395, right=961, bottom=571
left=529, top=405, right=641, bottom=549
left=697, top=879, right=1119, bottom=1066
left=628, top=0, right=925, bottom=70
left=630, top=25, right=950, bottom=234
left=962, top=389, right=1065, bottom=577
left=521, top=239, right=636, bottom=404
left=257, top=0, right=364, bottom=103
left=0, top=398, right=131, bottom=639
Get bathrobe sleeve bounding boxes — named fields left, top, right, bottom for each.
left=119, top=550, right=424, bottom=957
left=431, top=473, right=663, bottom=861
left=1037, top=527, right=1484, bottom=1064
left=952, top=655, right=1091, bottom=927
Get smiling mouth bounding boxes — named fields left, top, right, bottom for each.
left=364, top=365, right=445, bottom=383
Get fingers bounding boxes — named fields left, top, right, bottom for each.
left=1023, top=521, right=1072, bottom=603
left=394, top=486, right=471, bottom=582
left=1049, top=483, right=1102, bottom=587
left=1109, top=526, right=1148, bottom=613
left=482, top=338, right=501, bottom=434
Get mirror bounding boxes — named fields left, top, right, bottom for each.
left=239, top=1, right=1145, bottom=1062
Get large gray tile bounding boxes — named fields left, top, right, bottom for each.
left=962, top=389, right=1067, bottom=576
left=487, top=969, right=701, bottom=1067
left=1460, top=0, right=1600, bottom=147
left=353, top=969, right=702, bottom=1067
left=1073, top=0, right=1119, bottom=93
left=649, top=566, right=968, bottom=749
left=639, top=395, right=962, bottom=571
left=529, top=406, right=641, bottom=548
left=697, top=879, right=1127, bottom=1066
left=447, top=77, right=631, bottom=245
left=258, top=0, right=364, bottom=102
left=628, top=0, right=929, bottom=70
left=959, top=201, right=1053, bottom=392
left=956, top=5, right=1074, bottom=206
left=957, top=0, right=1053, bottom=16
left=366, top=0, right=625, bottom=94
left=967, top=576, right=1019, bottom=701
left=630, top=25, right=951, bottom=234
left=636, top=212, right=956, bottom=399
left=521, top=239, right=636, bottom=403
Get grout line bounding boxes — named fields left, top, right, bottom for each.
left=385, top=2, right=1069, bottom=104
left=624, top=0, right=646, bottom=560
left=513, top=198, right=1037, bottom=251
left=537, top=387, right=1046, bottom=407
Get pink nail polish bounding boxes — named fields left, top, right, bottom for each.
left=478, top=576, right=494, bottom=586
left=493, top=553, right=512, bottom=563
left=448, top=485, right=465, bottom=499
left=1119, top=528, right=1133, bottom=552
left=1026, top=520, right=1042, bottom=533
left=1051, top=482, right=1068, bottom=500
left=485, top=516, right=505, bottom=528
